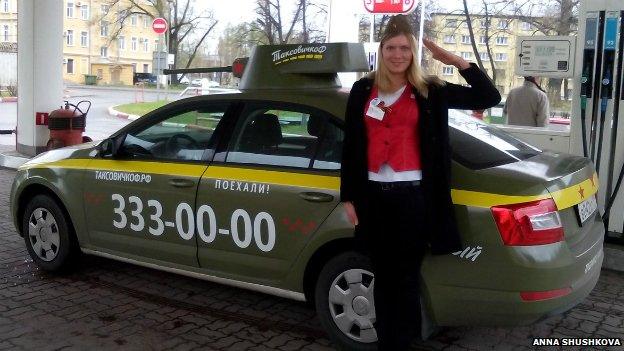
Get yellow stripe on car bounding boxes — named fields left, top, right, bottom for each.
left=23, top=159, right=207, bottom=177
left=204, top=166, right=340, bottom=190
left=549, top=173, right=599, bottom=210
left=22, top=160, right=597, bottom=210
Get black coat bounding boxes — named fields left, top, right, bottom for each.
left=340, top=64, right=501, bottom=255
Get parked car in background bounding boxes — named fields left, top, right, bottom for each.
left=133, top=73, right=157, bottom=85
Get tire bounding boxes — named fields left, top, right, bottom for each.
left=314, top=251, right=377, bottom=351
left=22, top=194, right=78, bottom=272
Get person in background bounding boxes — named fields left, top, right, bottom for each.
left=504, top=76, right=550, bottom=127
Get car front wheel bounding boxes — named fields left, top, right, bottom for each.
left=315, top=251, right=377, bottom=351
left=22, top=194, right=78, bottom=271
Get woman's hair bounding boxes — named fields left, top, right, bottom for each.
left=525, top=76, right=546, bottom=93
left=374, top=16, right=444, bottom=97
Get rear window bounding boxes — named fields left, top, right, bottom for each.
left=449, top=110, right=541, bottom=169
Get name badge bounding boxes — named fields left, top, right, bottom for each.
left=366, top=98, right=385, bottom=121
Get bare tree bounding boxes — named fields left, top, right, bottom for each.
left=253, top=0, right=302, bottom=44
left=101, top=0, right=218, bottom=84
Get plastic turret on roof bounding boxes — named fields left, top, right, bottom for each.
left=165, top=42, right=370, bottom=90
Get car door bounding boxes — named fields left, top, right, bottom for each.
left=195, top=101, right=344, bottom=282
left=84, top=102, right=232, bottom=267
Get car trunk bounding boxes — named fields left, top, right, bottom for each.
left=493, top=152, right=601, bottom=255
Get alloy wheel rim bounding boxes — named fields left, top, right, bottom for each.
left=28, top=208, right=60, bottom=262
left=327, top=268, right=377, bottom=343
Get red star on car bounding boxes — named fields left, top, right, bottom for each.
left=578, top=186, right=585, bottom=199
left=589, top=177, right=596, bottom=188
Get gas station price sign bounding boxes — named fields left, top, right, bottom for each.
left=515, top=36, right=576, bottom=79
left=363, top=0, right=417, bottom=14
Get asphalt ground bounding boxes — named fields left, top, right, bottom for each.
left=0, top=167, right=623, bottom=350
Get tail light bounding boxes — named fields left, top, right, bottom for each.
left=491, top=199, right=563, bottom=246
left=520, top=287, right=572, bottom=301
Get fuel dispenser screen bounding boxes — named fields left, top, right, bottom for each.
left=515, top=36, right=576, bottom=78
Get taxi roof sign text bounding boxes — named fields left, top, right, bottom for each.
left=363, top=0, right=417, bottom=14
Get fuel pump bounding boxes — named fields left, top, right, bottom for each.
left=580, top=12, right=601, bottom=157
left=592, top=12, right=618, bottom=175
left=588, top=11, right=606, bottom=162
left=604, top=12, right=624, bottom=230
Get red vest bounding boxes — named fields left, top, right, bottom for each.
left=364, top=85, right=421, bottom=173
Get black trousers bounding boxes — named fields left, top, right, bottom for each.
left=356, top=182, right=426, bottom=351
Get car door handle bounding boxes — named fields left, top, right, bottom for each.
left=299, top=192, right=334, bottom=203
left=168, top=178, right=196, bottom=188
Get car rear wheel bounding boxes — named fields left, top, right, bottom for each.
left=315, top=251, right=377, bottom=351
left=22, top=195, right=77, bottom=272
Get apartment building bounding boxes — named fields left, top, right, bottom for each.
left=0, top=0, right=159, bottom=85
left=430, top=13, right=538, bottom=97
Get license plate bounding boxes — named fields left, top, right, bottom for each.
left=576, top=195, right=597, bottom=225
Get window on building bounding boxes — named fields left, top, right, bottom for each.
left=479, top=36, right=487, bottom=45
left=66, top=30, right=74, bottom=46
left=80, top=31, right=88, bottom=47
left=2, top=0, right=8, bottom=13
left=81, top=5, right=89, bottom=20
left=100, top=21, right=108, bottom=37
left=118, top=36, right=125, bottom=50
left=142, top=38, right=149, bottom=52
left=2, top=25, right=8, bottom=41
left=131, top=63, right=137, bottom=73
left=143, top=63, right=149, bottom=73
left=143, top=15, right=149, bottom=28
left=495, top=53, right=508, bottom=61
left=67, top=2, right=74, bottom=18
left=461, top=52, right=472, bottom=59
left=480, top=19, right=490, bottom=28
left=479, top=52, right=488, bottom=60
left=100, top=46, right=108, bottom=58
left=131, top=37, right=138, bottom=51
left=496, top=36, right=508, bottom=45
left=498, top=20, right=509, bottom=29
left=521, top=22, right=532, bottom=31
left=131, top=14, right=137, bottom=26
left=461, top=35, right=471, bottom=44
left=101, top=4, right=109, bottom=15
left=81, top=58, right=88, bottom=74
left=445, top=19, right=457, bottom=28
left=67, top=59, right=74, bottom=74
left=442, top=66, right=454, bottom=75
left=443, top=35, right=455, bottom=44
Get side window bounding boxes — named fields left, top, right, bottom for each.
left=312, top=119, right=343, bottom=170
left=121, top=105, right=227, bottom=161
left=226, top=106, right=324, bottom=168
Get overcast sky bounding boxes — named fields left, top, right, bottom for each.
left=199, top=0, right=466, bottom=53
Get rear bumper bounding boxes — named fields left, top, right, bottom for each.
left=432, top=248, right=603, bottom=326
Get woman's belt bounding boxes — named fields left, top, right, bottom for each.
left=367, top=180, right=421, bottom=191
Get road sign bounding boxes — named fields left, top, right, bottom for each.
left=152, top=18, right=168, bottom=35
left=363, top=0, right=417, bottom=14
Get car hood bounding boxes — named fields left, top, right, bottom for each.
left=19, top=142, right=98, bottom=170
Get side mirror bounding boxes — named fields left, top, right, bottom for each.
left=99, top=138, right=120, bottom=157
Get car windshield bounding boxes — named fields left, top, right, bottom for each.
left=448, top=110, right=541, bottom=170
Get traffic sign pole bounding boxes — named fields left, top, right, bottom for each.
left=152, top=18, right=168, bottom=102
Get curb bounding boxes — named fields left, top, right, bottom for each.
left=108, top=106, right=140, bottom=121
left=0, top=97, right=17, bottom=103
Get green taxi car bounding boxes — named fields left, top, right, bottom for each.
left=11, top=44, right=603, bottom=351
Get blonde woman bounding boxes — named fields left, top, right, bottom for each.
left=340, top=15, right=500, bottom=350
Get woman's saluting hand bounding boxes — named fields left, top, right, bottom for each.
left=423, top=38, right=471, bottom=70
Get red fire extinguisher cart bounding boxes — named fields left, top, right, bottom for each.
left=47, top=101, right=92, bottom=150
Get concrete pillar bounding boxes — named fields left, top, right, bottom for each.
left=17, top=0, right=63, bottom=156
left=327, top=0, right=362, bottom=88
